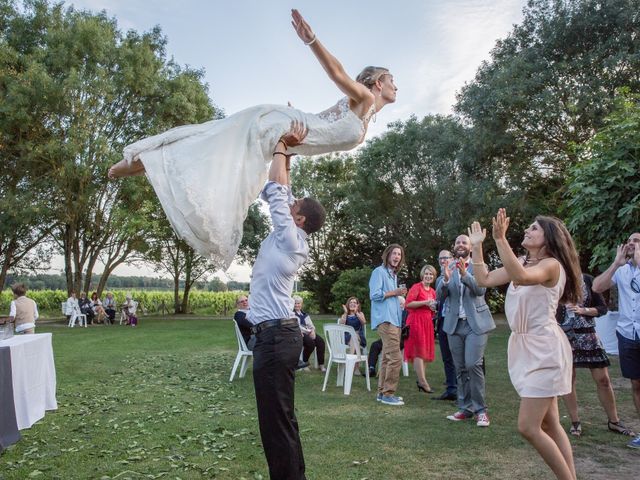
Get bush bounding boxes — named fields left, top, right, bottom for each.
left=330, top=267, right=373, bottom=317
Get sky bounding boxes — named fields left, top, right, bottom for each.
left=51, top=0, right=528, bottom=282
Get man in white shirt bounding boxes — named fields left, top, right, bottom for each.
left=248, top=122, right=326, bottom=479
left=593, top=232, right=640, bottom=449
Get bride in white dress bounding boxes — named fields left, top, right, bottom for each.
left=109, top=9, right=398, bottom=269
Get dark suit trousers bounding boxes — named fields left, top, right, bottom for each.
left=302, top=333, right=325, bottom=365
left=253, top=323, right=307, bottom=480
left=436, top=316, right=457, bottom=394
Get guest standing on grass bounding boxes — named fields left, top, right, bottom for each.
left=438, top=234, right=494, bottom=427
left=369, top=244, right=407, bottom=406
left=557, top=273, right=635, bottom=439
left=469, top=209, right=580, bottom=480
left=592, top=232, right=640, bottom=450
left=6, top=283, right=38, bottom=334
left=433, top=250, right=457, bottom=401
left=247, top=122, right=326, bottom=480
left=404, top=265, right=438, bottom=394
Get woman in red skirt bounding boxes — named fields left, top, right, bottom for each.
left=404, top=265, right=438, bottom=393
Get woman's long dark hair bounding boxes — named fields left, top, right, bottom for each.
left=535, top=215, right=582, bottom=304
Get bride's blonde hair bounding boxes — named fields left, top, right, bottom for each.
left=356, top=66, right=390, bottom=89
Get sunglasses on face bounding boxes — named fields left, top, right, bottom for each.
left=631, top=278, right=640, bottom=294
left=438, top=256, right=452, bottom=261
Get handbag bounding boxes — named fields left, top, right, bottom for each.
left=558, top=307, right=576, bottom=342
left=401, top=324, right=410, bottom=340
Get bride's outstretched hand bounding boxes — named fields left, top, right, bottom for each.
left=291, top=9, right=315, bottom=44
left=468, top=221, right=486, bottom=247
left=492, top=208, right=510, bottom=240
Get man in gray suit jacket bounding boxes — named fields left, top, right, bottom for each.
left=437, top=234, right=495, bottom=427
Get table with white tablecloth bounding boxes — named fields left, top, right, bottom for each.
left=0, top=333, right=58, bottom=451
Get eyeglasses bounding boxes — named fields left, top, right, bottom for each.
left=631, top=278, right=640, bottom=294
left=438, top=256, right=452, bottom=261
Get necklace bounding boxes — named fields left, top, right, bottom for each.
left=524, top=254, right=550, bottom=265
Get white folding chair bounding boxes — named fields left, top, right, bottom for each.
left=64, top=302, right=87, bottom=328
left=229, top=320, right=253, bottom=381
left=323, top=324, right=370, bottom=395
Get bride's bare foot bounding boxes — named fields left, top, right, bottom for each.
left=108, top=158, right=146, bottom=179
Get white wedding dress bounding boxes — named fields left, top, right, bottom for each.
left=123, top=98, right=374, bottom=269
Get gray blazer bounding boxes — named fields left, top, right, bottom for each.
left=436, top=264, right=495, bottom=336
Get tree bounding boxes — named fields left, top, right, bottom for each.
left=347, top=115, right=476, bottom=284
left=0, top=1, right=216, bottom=295
left=291, top=154, right=363, bottom=312
left=235, top=202, right=270, bottom=265
left=565, top=89, right=640, bottom=270
left=455, top=0, right=640, bottom=215
left=141, top=199, right=215, bottom=313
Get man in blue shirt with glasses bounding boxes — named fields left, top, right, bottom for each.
left=593, top=232, right=640, bottom=449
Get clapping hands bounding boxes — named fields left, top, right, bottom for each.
left=492, top=208, right=510, bottom=240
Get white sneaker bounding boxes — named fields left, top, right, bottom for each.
left=476, top=412, right=490, bottom=427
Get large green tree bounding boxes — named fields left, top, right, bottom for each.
left=455, top=0, right=640, bottom=216
left=0, top=1, right=216, bottom=295
left=565, top=90, right=640, bottom=270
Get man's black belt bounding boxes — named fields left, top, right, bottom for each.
left=252, top=318, right=299, bottom=335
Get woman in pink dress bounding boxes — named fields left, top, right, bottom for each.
left=468, top=209, right=582, bottom=480
left=404, top=265, right=438, bottom=393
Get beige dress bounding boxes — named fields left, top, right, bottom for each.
left=504, top=265, right=572, bottom=397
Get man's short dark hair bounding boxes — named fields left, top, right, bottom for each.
left=299, top=197, right=326, bottom=235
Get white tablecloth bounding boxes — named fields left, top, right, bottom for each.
left=0, top=333, right=58, bottom=429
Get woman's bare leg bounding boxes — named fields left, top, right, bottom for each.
left=413, top=358, right=430, bottom=390
left=590, top=367, right=620, bottom=422
left=518, top=397, right=577, bottom=480
left=561, top=368, right=580, bottom=423
left=108, top=157, right=146, bottom=179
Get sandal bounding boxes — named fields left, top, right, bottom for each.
left=608, top=420, right=636, bottom=437
left=569, top=421, right=582, bottom=437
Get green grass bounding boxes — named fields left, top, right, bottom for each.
left=1, top=317, right=638, bottom=479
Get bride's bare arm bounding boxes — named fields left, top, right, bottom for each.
left=291, top=9, right=373, bottom=106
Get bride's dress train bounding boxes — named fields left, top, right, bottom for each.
left=123, top=98, right=373, bottom=269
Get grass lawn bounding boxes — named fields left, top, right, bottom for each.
left=1, top=316, right=638, bottom=479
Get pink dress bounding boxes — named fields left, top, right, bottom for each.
left=403, top=283, right=436, bottom=362
left=504, top=266, right=572, bottom=397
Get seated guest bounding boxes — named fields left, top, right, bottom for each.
left=7, top=283, right=38, bottom=334
left=90, top=292, right=107, bottom=324
left=293, top=296, right=326, bottom=372
left=65, top=291, right=82, bottom=325
left=234, top=295, right=255, bottom=350
left=78, top=292, right=95, bottom=324
left=103, top=292, right=117, bottom=324
left=339, top=296, right=367, bottom=350
left=121, top=294, right=138, bottom=327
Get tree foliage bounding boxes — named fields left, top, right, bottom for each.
left=565, top=89, right=640, bottom=269
left=0, top=0, right=215, bottom=295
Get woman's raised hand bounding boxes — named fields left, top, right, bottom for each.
left=291, top=9, right=315, bottom=44
left=492, top=208, right=510, bottom=240
left=468, top=221, right=486, bottom=247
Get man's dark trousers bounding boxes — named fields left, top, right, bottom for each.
left=253, top=323, right=307, bottom=480
left=437, top=315, right=457, bottom=395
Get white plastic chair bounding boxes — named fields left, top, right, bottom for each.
left=323, top=324, right=370, bottom=395
left=336, top=318, right=368, bottom=356
left=63, top=301, right=86, bottom=328
left=229, top=320, right=253, bottom=381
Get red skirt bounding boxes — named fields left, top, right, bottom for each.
left=403, top=310, right=435, bottom=362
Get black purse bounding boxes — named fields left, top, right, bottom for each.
left=401, top=324, right=410, bottom=340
